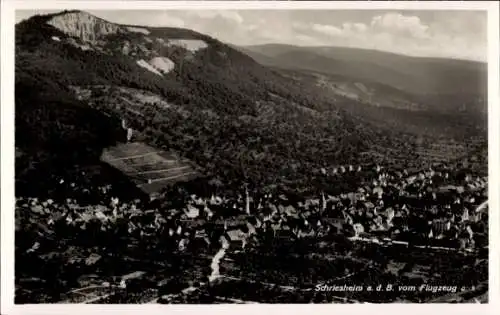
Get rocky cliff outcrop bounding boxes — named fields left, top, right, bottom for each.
left=47, top=11, right=122, bottom=43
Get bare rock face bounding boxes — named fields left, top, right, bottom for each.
left=47, top=11, right=122, bottom=43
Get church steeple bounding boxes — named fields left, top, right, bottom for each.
left=245, top=186, right=250, bottom=215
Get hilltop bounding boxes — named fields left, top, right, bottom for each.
left=15, top=11, right=487, bottom=197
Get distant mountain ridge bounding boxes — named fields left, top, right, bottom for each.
left=237, top=44, right=487, bottom=110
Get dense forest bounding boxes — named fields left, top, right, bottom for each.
left=15, top=12, right=488, bottom=198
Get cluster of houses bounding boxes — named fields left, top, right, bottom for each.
left=17, top=159, right=488, bottom=260
left=182, top=163, right=488, bottom=251
left=14, top=159, right=488, bottom=306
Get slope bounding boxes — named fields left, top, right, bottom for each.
left=15, top=11, right=486, bottom=198
left=15, top=11, right=374, bottom=196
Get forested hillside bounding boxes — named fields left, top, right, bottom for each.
left=15, top=11, right=487, bottom=198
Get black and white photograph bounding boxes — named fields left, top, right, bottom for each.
left=1, top=0, right=499, bottom=311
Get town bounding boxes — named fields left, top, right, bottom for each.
left=15, top=138, right=488, bottom=303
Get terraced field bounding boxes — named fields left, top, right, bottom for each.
left=100, top=142, right=201, bottom=198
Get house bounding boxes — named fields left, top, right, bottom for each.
left=221, top=228, right=249, bottom=250
left=184, top=204, right=200, bottom=219
left=461, top=208, right=470, bottom=222
left=352, top=223, right=365, bottom=237
left=430, top=219, right=448, bottom=239
left=373, top=187, right=384, bottom=199
left=294, top=225, right=316, bottom=238
left=284, top=205, right=299, bottom=218
left=275, top=229, right=297, bottom=239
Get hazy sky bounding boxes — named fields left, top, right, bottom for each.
left=16, top=9, right=487, bottom=62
